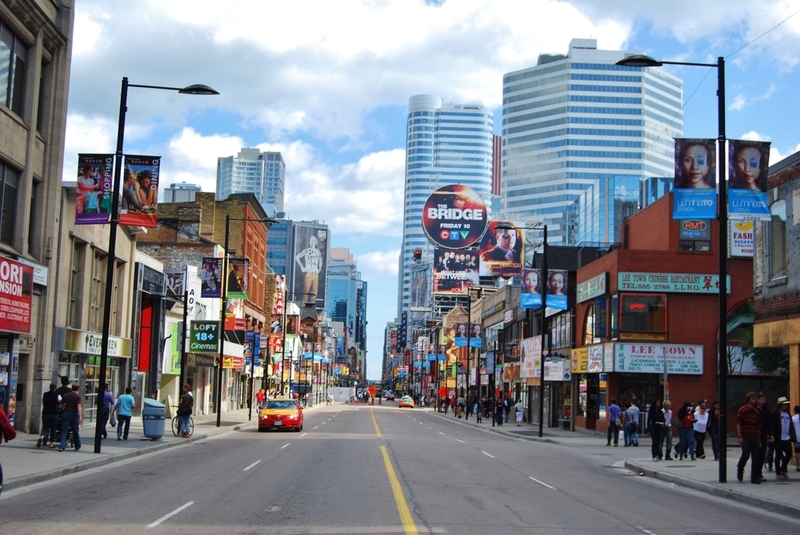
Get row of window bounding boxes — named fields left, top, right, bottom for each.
left=505, top=116, right=644, bottom=137
left=505, top=127, right=643, bottom=145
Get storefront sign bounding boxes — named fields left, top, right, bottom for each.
left=189, top=321, right=220, bottom=354
left=187, top=353, right=216, bottom=367
left=570, top=347, right=588, bottom=373
left=614, top=343, right=703, bottom=374
left=618, top=272, right=730, bottom=294
left=520, top=336, right=541, bottom=379
left=594, top=297, right=607, bottom=339
left=603, top=343, right=615, bottom=372
left=0, top=257, right=33, bottom=334
left=222, top=356, right=244, bottom=369
left=137, top=263, right=167, bottom=296
left=576, top=273, right=607, bottom=303
left=587, top=345, right=603, bottom=373
left=730, top=221, right=754, bottom=257
left=63, top=327, right=132, bottom=357
left=15, top=258, right=48, bottom=286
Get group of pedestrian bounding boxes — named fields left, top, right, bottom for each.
left=736, top=392, right=800, bottom=484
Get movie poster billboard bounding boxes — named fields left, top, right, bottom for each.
left=421, top=185, right=488, bottom=249
left=226, top=258, right=249, bottom=300
left=479, top=221, right=523, bottom=278
left=546, top=269, right=568, bottom=311
left=410, top=264, right=431, bottom=308
left=672, top=139, right=717, bottom=220
left=292, top=224, right=328, bottom=308
left=200, top=257, right=222, bottom=298
left=728, top=140, right=771, bottom=221
left=521, top=268, right=542, bottom=309
left=120, top=155, right=161, bottom=228
left=76, top=154, right=114, bottom=225
left=433, top=247, right=479, bottom=295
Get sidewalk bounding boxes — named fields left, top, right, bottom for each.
left=434, top=409, right=800, bottom=520
left=0, top=406, right=269, bottom=492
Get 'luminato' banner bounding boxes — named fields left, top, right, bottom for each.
left=728, top=140, right=771, bottom=221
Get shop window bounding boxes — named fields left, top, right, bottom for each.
left=583, top=302, right=596, bottom=345
left=0, top=21, right=28, bottom=115
left=0, top=160, right=18, bottom=245
left=68, top=240, right=86, bottom=328
left=610, top=294, right=619, bottom=339
left=89, top=249, right=107, bottom=332
left=768, top=200, right=786, bottom=280
left=620, top=293, right=666, bottom=336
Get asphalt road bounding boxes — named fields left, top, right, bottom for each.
left=2, top=404, right=798, bottom=534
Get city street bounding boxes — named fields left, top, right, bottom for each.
left=2, top=404, right=798, bottom=534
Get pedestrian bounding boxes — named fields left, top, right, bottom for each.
left=55, top=375, right=71, bottom=399
left=648, top=400, right=665, bottom=461
left=708, top=400, right=721, bottom=461
left=661, top=400, right=674, bottom=460
left=693, top=399, right=709, bottom=459
left=607, top=398, right=621, bottom=446
left=495, top=398, right=504, bottom=426
left=515, top=399, right=524, bottom=426
left=621, top=402, right=631, bottom=446
left=256, top=389, right=265, bottom=408
left=676, top=401, right=696, bottom=460
left=771, top=396, right=797, bottom=480
left=96, top=384, right=115, bottom=439
left=443, top=395, right=449, bottom=415
left=756, top=392, right=771, bottom=479
left=59, top=383, right=83, bottom=452
left=474, top=398, right=482, bottom=423
left=456, top=394, right=464, bottom=418
left=626, top=399, right=640, bottom=447
left=37, top=382, right=60, bottom=448
left=736, top=391, right=762, bottom=484
left=793, top=405, right=800, bottom=472
left=177, top=384, right=193, bottom=438
left=504, top=395, right=512, bottom=423
left=114, top=387, right=135, bottom=441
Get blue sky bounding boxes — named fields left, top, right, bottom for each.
left=64, top=0, right=800, bottom=381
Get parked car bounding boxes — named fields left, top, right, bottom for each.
left=384, top=392, right=395, bottom=401
left=398, top=395, right=415, bottom=408
left=258, top=399, right=304, bottom=432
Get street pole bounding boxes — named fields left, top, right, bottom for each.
left=216, top=214, right=230, bottom=427
left=716, top=56, right=729, bottom=483
left=538, top=226, right=548, bottom=438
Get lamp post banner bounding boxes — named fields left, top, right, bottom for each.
left=200, top=257, right=223, bottom=298
left=75, top=154, right=114, bottom=225
left=120, top=155, right=160, bottom=228
left=226, top=258, right=249, bottom=299
left=728, top=140, right=771, bottom=221
left=521, top=268, right=543, bottom=309
left=422, top=185, right=487, bottom=249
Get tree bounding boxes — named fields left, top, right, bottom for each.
left=738, top=329, right=789, bottom=374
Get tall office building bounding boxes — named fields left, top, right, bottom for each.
left=397, top=95, right=494, bottom=317
left=216, top=148, right=285, bottom=216
left=501, top=38, right=684, bottom=243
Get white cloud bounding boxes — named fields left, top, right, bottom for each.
left=358, top=250, right=401, bottom=278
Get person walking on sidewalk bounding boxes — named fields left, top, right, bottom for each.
left=59, top=384, right=82, bottom=452
left=647, top=399, right=665, bottom=461
left=625, top=400, right=640, bottom=447
left=708, top=400, right=721, bottom=461
left=693, top=399, right=709, bottom=459
left=515, top=399, right=524, bottom=426
left=661, top=400, right=674, bottom=460
left=771, top=396, right=797, bottom=480
left=178, top=384, right=194, bottom=438
left=495, top=398, right=505, bottom=426
left=676, top=401, right=696, bottom=460
left=96, top=384, right=115, bottom=439
left=607, top=398, right=621, bottom=447
left=792, top=405, right=800, bottom=472
left=756, top=393, right=772, bottom=478
left=37, top=382, right=60, bottom=449
left=736, top=391, right=762, bottom=484
left=114, top=387, right=135, bottom=440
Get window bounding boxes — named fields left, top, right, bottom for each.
left=768, top=200, right=787, bottom=279
left=620, top=293, right=667, bottom=336
left=68, top=241, right=86, bottom=328
left=0, top=21, right=28, bottom=115
left=0, top=160, right=19, bottom=245
left=89, top=250, right=107, bottom=332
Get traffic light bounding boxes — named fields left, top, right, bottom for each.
left=413, top=249, right=422, bottom=262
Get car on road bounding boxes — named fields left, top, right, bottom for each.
left=398, top=395, right=415, bottom=408
left=384, top=392, right=395, bottom=401
left=258, top=399, right=304, bottom=432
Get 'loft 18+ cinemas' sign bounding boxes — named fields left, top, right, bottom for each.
left=422, top=185, right=488, bottom=249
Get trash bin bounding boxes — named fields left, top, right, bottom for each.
left=142, top=398, right=166, bottom=439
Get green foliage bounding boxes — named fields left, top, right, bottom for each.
left=738, top=328, right=789, bottom=374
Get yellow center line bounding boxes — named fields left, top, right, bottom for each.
left=371, top=407, right=381, bottom=438
left=380, top=445, right=419, bottom=535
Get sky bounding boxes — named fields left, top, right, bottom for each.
left=63, top=0, right=800, bottom=381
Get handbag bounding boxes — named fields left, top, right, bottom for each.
left=614, top=417, right=623, bottom=429
left=177, top=406, right=192, bottom=417
left=109, top=411, right=117, bottom=428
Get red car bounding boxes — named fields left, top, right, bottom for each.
left=258, top=399, right=304, bottom=432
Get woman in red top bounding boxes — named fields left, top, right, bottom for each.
left=676, top=401, right=697, bottom=460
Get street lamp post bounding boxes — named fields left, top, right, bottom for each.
left=95, top=77, right=217, bottom=454
left=217, top=214, right=275, bottom=428
left=616, top=54, right=727, bottom=483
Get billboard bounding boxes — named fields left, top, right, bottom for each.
left=120, top=155, right=161, bottom=228
left=479, top=221, right=524, bottom=278
left=200, top=257, right=222, bottom=299
left=292, top=224, right=328, bottom=308
left=75, top=154, right=114, bottom=225
left=672, top=138, right=717, bottom=220
left=410, top=264, right=432, bottom=308
left=433, top=247, right=479, bottom=295
left=728, top=140, right=771, bottom=221
left=422, top=185, right=488, bottom=249
left=0, top=257, right=33, bottom=334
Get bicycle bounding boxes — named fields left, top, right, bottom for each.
left=171, top=405, right=194, bottom=437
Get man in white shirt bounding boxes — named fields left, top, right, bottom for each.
left=661, top=400, right=674, bottom=460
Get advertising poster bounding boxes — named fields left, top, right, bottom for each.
left=587, top=345, right=604, bottom=373
left=200, top=257, right=222, bottom=298
left=421, top=185, right=488, bottom=249
left=226, top=258, right=249, bottom=300
left=120, top=155, right=160, bottom=228
left=730, top=221, right=754, bottom=257
left=410, top=264, right=432, bottom=308
left=521, top=268, right=542, bottom=309
left=470, top=323, right=482, bottom=349
left=728, top=140, right=771, bottom=221
left=0, top=257, right=33, bottom=334
left=479, top=221, right=523, bottom=278
left=453, top=322, right=468, bottom=347
left=520, top=336, right=541, bottom=379
left=272, top=274, right=285, bottom=316
left=75, top=154, right=114, bottom=225
left=546, top=269, right=568, bottom=310
left=672, top=139, right=717, bottom=220
left=293, top=225, right=328, bottom=308
left=433, top=247, right=479, bottom=295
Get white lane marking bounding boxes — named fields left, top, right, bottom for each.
left=419, top=422, right=423, bottom=425
left=281, top=443, right=291, bottom=449
left=300, top=433, right=307, bottom=437
left=147, top=502, right=194, bottom=528
left=439, top=432, right=445, bottom=435
left=635, top=528, right=657, bottom=535
left=321, top=421, right=326, bottom=425
left=481, top=451, right=495, bottom=458
left=243, top=460, right=261, bottom=471
left=528, top=476, right=556, bottom=490
left=313, top=426, right=319, bottom=429
left=428, top=427, right=433, bottom=429
left=456, top=439, right=465, bottom=443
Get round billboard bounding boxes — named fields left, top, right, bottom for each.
left=422, top=185, right=488, bottom=249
